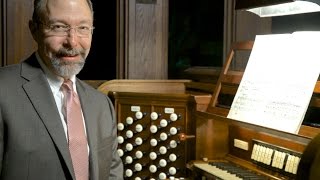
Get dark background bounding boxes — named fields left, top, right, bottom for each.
left=168, top=0, right=224, bottom=78
left=78, top=1, right=117, bottom=80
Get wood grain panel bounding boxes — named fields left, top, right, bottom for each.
left=1, top=0, right=4, bottom=66
left=126, top=0, right=168, bottom=79
left=5, top=0, right=37, bottom=65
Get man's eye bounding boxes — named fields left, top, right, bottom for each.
left=78, top=26, right=90, bottom=30
left=51, top=25, right=68, bottom=31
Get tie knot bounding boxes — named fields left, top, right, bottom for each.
left=61, top=79, right=73, bottom=92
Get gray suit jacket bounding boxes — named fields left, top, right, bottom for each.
left=0, top=53, right=123, bottom=180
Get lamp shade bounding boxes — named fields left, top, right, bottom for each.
left=235, top=0, right=320, bottom=17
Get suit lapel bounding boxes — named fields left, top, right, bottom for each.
left=21, top=55, right=76, bottom=180
left=76, top=81, right=99, bottom=180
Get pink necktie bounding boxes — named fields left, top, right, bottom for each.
left=61, top=80, right=89, bottom=180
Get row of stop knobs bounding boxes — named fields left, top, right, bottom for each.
left=118, top=111, right=180, bottom=130
left=117, top=111, right=193, bottom=179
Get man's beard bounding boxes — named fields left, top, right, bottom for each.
left=50, top=48, right=86, bottom=78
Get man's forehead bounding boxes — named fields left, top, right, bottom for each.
left=43, top=0, right=93, bottom=21
left=46, top=0, right=91, bottom=13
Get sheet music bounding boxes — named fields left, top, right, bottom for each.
left=227, top=32, right=320, bottom=134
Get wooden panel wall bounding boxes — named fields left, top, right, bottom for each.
left=4, top=0, right=37, bottom=65
left=126, top=0, right=168, bottom=79
left=1, top=0, right=3, bottom=67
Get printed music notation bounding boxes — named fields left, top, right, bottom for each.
left=227, top=32, right=320, bottom=134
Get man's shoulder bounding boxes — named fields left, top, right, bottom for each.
left=0, top=53, right=37, bottom=77
left=0, top=63, right=21, bottom=80
left=0, top=63, right=21, bottom=72
left=77, top=79, right=107, bottom=96
left=77, top=79, right=113, bottom=107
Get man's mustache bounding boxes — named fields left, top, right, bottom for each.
left=56, top=48, right=83, bottom=57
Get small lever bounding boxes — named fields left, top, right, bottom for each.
left=178, top=133, right=195, bottom=141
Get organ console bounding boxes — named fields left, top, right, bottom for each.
left=188, top=41, right=320, bottom=179
left=98, top=41, right=320, bottom=179
left=98, top=78, right=320, bottom=179
left=190, top=111, right=312, bottom=180
left=99, top=87, right=205, bottom=179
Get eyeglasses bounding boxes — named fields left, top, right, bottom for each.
left=38, top=22, right=95, bottom=37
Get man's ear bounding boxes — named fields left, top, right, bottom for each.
left=29, top=20, right=38, bottom=41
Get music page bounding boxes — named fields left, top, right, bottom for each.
left=227, top=32, right=320, bottom=134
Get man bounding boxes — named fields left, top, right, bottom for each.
left=0, top=0, right=123, bottom=179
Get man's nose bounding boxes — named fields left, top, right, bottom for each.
left=64, top=29, right=79, bottom=47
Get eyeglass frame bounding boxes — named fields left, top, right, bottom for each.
left=36, top=21, right=95, bottom=37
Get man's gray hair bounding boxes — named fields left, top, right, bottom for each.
left=32, top=0, right=94, bottom=22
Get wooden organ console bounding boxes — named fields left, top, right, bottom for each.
left=113, top=92, right=195, bottom=179
left=98, top=80, right=211, bottom=179
left=97, top=42, right=320, bottom=179
left=189, top=41, right=320, bottom=180
left=191, top=111, right=314, bottom=180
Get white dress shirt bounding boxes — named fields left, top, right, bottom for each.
left=35, top=52, right=88, bottom=143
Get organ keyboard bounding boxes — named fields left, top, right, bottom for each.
left=190, top=110, right=315, bottom=180
left=191, top=137, right=303, bottom=180
left=193, top=161, right=268, bottom=180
